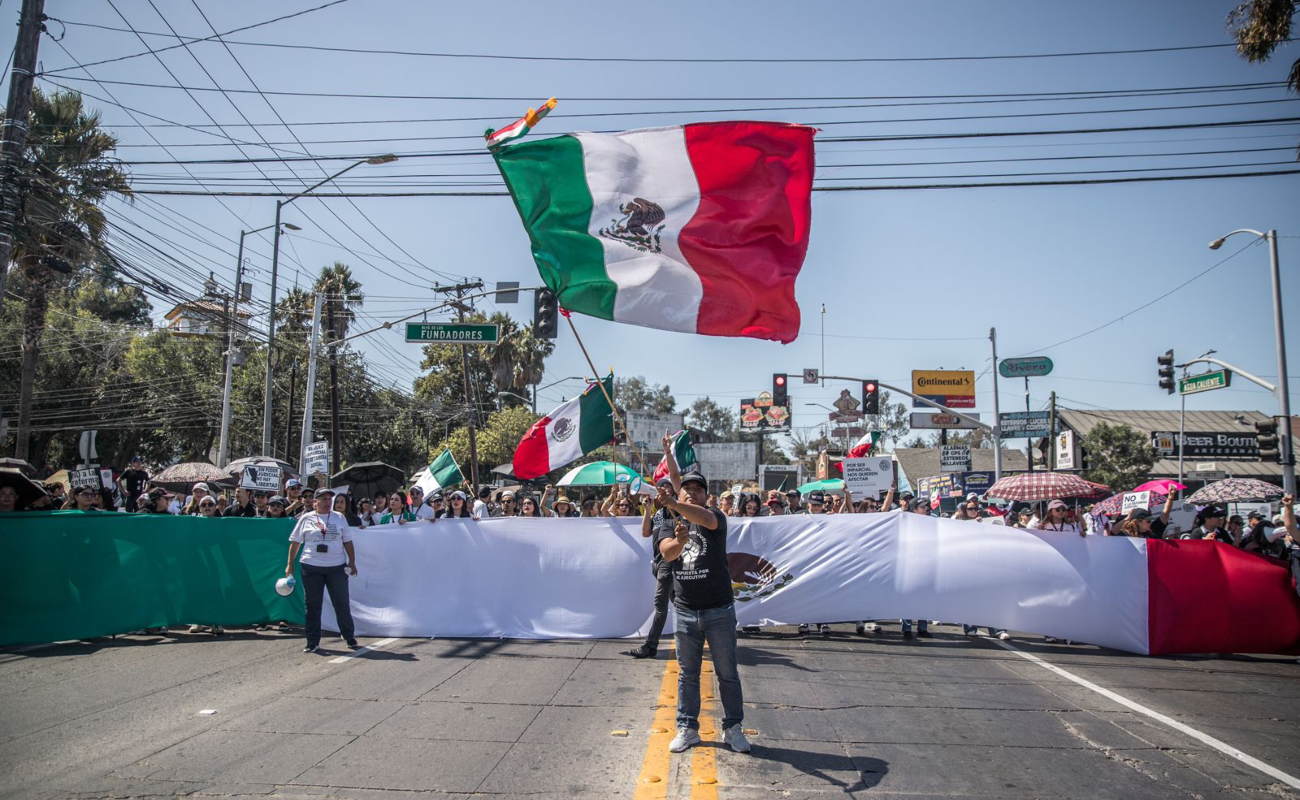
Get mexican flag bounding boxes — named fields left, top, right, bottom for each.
left=836, top=431, right=882, bottom=473
left=492, top=121, right=815, bottom=343
left=652, top=428, right=697, bottom=484
left=485, top=97, right=557, bottom=149
left=415, top=448, right=465, bottom=495
left=513, top=376, right=615, bottom=479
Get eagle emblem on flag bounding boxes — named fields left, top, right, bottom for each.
left=551, top=417, right=575, bottom=442
left=599, top=197, right=665, bottom=253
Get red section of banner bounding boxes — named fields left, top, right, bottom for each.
left=1147, top=539, right=1300, bottom=656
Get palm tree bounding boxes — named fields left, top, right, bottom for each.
left=313, top=263, right=362, bottom=473
left=6, top=89, right=131, bottom=459
left=487, top=312, right=555, bottom=407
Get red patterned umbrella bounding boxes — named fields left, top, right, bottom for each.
left=1187, top=477, right=1283, bottom=505
left=986, top=472, right=1110, bottom=503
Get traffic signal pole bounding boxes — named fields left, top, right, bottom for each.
left=815, top=375, right=991, bottom=431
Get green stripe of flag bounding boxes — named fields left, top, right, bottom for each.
left=492, top=136, right=616, bottom=320
left=577, top=374, right=616, bottom=453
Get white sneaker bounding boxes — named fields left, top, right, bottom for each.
left=723, top=725, right=751, bottom=753
left=1044, top=636, right=1059, bottom=643
left=669, top=727, right=701, bottom=753
left=864, top=622, right=881, bottom=633
left=998, top=632, right=1011, bottom=641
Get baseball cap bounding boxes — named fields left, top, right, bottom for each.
left=1202, top=505, right=1226, bottom=517
left=130, top=455, right=142, bottom=463
left=286, top=478, right=303, bottom=489
left=192, top=482, right=213, bottom=494
left=1129, top=508, right=1152, bottom=520
left=500, top=490, right=516, bottom=500
left=785, top=488, right=800, bottom=497
left=314, top=487, right=335, bottom=498
left=966, top=492, right=980, bottom=501
left=1047, top=499, right=1068, bottom=511
left=679, top=466, right=707, bottom=488
left=808, top=491, right=826, bottom=505
left=268, top=496, right=286, bottom=507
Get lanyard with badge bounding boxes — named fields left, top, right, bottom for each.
left=315, top=512, right=331, bottom=553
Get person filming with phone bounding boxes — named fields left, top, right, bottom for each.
left=286, top=487, right=359, bottom=654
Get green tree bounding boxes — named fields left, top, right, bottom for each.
left=1227, top=1, right=1299, bottom=155
left=1081, top=422, right=1156, bottom=491
left=435, top=405, right=540, bottom=476
left=685, top=396, right=736, bottom=441
left=615, top=376, right=676, bottom=415
left=875, top=390, right=910, bottom=447
left=6, top=89, right=131, bottom=459
left=790, top=429, right=831, bottom=474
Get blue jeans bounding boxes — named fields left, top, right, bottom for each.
left=674, top=603, right=744, bottom=731
left=901, top=619, right=928, bottom=634
left=301, top=563, right=356, bottom=649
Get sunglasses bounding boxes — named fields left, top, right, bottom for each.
left=78, top=490, right=96, bottom=496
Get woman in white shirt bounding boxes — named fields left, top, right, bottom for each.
left=286, top=488, right=358, bottom=654
left=1036, top=499, right=1083, bottom=537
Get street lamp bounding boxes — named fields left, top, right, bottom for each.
left=1208, top=228, right=1293, bottom=494
left=261, top=155, right=399, bottom=456
left=217, top=221, right=300, bottom=468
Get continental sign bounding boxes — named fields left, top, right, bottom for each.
left=911, top=370, right=976, bottom=409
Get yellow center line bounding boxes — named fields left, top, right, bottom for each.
left=633, top=648, right=680, bottom=800
left=690, top=658, right=720, bottom=799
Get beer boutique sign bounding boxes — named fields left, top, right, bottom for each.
left=1152, top=430, right=1259, bottom=459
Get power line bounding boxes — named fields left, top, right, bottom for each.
left=42, top=20, right=1283, bottom=65
left=125, top=167, right=1300, bottom=196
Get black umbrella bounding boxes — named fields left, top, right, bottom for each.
left=331, top=462, right=405, bottom=499
left=0, top=467, right=50, bottom=510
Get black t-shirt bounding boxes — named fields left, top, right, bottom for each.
left=669, top=507, right=732, bottom=610
left=650, top=508, right=677, bottom=571
left=121, top=469, right=148, bottom=495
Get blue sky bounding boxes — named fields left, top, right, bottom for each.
left=11, top=0, right=1299, bottom=446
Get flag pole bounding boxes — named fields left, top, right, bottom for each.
left=562, top=312, right=646, bottom=474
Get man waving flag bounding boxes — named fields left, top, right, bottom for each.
left=492, top=121, right=815, bottom=343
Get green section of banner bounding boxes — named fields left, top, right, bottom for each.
left=0, top=511, right=304, bottom=646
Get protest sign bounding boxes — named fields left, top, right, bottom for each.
left=940, top=445, right=971, bottom=472
left=99, top=469, right=114, bottom=489
left=240, top=465, right=281, bottom=492
left=842, top=456, right=893, bottom=496
left=71, top=467, right=101, bottom=489
left=1121, top=491, right=1151, bottom=514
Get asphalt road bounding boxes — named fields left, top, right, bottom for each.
left=2, top=623, right=1299, bottom=799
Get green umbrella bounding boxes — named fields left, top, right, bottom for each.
left=556, top=461, right=645, bottom=486
left=797, top=478, right=845, bottom=495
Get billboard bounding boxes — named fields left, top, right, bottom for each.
left=740, top=399, right=791, bottom=432
left=912, top=370, right=975, bottom=409
left=695, top=443, right=758, bottom=481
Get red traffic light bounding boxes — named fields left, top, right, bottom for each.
left=774, top=375, right=786, bottom=387
left=864, top=382, right=876, bottom=393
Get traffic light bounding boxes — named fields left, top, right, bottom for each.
left=863, top=379, right=879, bottom=415
left=534, top=288, right=558, bottom=339
left=772, top=373, right=788, bottom=406
left=1256, top=417, right=1282, bottom=463
left=1157, top=349, right=1175, bottom=394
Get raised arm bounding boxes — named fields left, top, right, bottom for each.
left=880, top=487, right=896, bottom=513
left=1159, top=491, right=1175, bottom=526
left=541, top=483, right=553, bottom=512
left=661, top=430, right=682, bottom=493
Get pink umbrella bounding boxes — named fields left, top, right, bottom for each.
left=1132, top=479, right=1186, bottom=494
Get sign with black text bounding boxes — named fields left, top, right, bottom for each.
left=940, top=445, right=972, bottom=472
left=240, top=465, right=282, bottom=492
left=71, top=467, right=101, bottom=489
left=1152, top=431, right=1259, bottom=459
left=842, top=456, right=893, bottom=496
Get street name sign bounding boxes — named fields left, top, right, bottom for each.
left=910, top=412, right=979, bottom=430
left=404, top=322, right=500, bottom=343
left=999, top=357, right=1054, bottom=379
left=1179, top=370, right=1231, bottom=395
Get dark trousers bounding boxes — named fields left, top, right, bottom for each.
left=301, top=563, right=355, bottom=648
left=645, top=564, right=674, bottom=650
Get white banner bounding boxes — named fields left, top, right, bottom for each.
left=323, top=513, right=1151, bottom=654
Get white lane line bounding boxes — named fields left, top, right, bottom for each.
left=328, top=638, right=399, bottom=664
left=993, top=639, right=1300, bottom=790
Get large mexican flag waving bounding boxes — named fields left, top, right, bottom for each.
left=493, top=122, right=815, bottom=343
left=513, top=375, right=616, bottom=480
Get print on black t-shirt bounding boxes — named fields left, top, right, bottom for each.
left=670, top=507, right=732, bottom=610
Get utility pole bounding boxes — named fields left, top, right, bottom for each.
left=1048, top=391, right=1057, bottom=470
left=261, top=203, right=285, bottom=456
left=326, top=296, right=342, bottom=475
left=434, top=281, right=484, bottom=489
left=0, top=0, right=46, bottom=305
left=297, top=292, right=324, bottom=474
left=989, top=327, right=1002, bottom=480
left=1024, top=377, right=1033, bottom=473
left=284, top=363, right=297, bottom=460
left=216, top=239, right=247, bottom=468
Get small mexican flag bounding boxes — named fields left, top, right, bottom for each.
left=836, top=431, right=882, bottom=473
left=513, top=375, right=615, bottom=480
left=415, top=448, right=465, bottom=495
left=492, top=121, right=814, bottom=343
left=652, top=429, right=696, bottom=484
left=485, top=97, right=557, bottom=149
